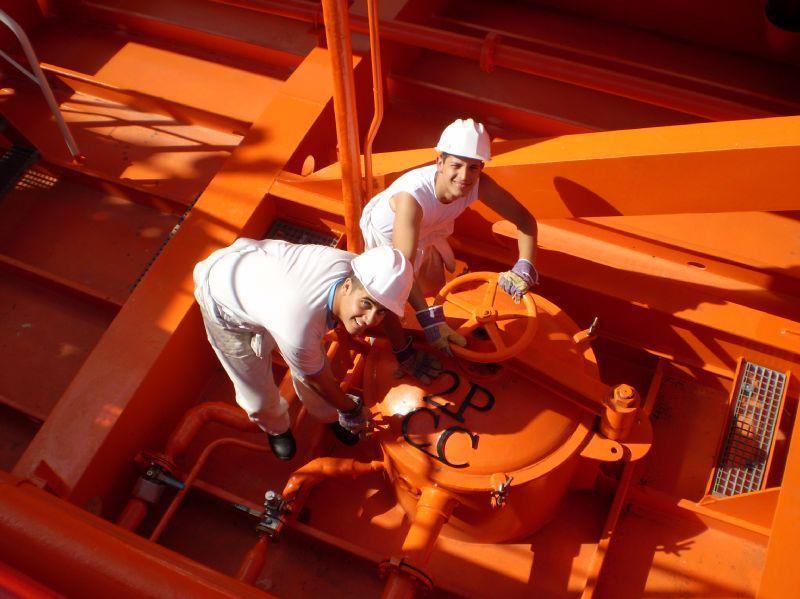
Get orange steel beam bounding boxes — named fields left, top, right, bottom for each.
left=13, top=48, right=359, bottom=505
left=288, top=116, right=800, bottom=218
left=451, top=226, right=800, bottom=380
left=320, top=0, right=364, bottom=252
left=0, top=472, right=274, bottom=599
left=581, top=454, right=637, bottom=598
left=757, top=376, right=800, bottom=598
left=211, top=0, right=770, bottom=120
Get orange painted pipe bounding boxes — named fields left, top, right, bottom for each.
left=234, top=458, right=384, bottom=582
left=381, top=487, right=457, bottom=599
left=116, top=403, right=260, bottom=532
left=116, top=497, right=149, bottom=531
left=237, top=536, right=270, bottom=584
left=164, top=402, right=260, bottom=462
left=0, top=560, right=64, bottom=598
left=150, top=438, right=267, bottom=542
left=320, top=0, right=364, bottom=252
left=283, top=458, right=385, bottom=505
left=363, top=0, right=384, bottom=202
left=0, top=472, right=272, bottom=599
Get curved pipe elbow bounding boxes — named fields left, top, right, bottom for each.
left=164, top=402, right=258, bottom=461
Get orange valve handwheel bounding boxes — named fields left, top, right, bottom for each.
left=434, top=271, right=538, bottom=363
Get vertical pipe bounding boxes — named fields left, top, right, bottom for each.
left=320, top=0, right=364, bottom=252
left=236, top=536, right=269, bottom=584
left=381, top=487, right=456, bottom=599
left=363, top=0, right=384, bottom=202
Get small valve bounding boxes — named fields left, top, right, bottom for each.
left=132, top=463, right=184, bottom=504
left=145, top=464, right=185, bottom=491
left=234, top=490, right=291, bottom=540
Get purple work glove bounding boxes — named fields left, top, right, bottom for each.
left=393, top=336, right=443, bottom=385
left=415, top=305, right=467, bottom=356
left=498, top=259, right=539, bottom=303
left=337, top=393, right=369, bottom=434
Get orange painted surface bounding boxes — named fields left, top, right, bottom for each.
left=0, top=1, right=798, bottom=598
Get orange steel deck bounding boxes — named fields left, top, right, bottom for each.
left=0, top=1, right=799, bottom=597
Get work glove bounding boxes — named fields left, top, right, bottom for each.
left=498, top=259, right=539, bottom=303
left=393, top=336, right=443, bottom=385
left=337, top=394, right=370, bottom=435
left=416, top=305, right=467, bottom=356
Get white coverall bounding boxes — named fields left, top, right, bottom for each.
left=193, top=238, right=354, bottom=434
left=359, top=164, right=480, bottom=273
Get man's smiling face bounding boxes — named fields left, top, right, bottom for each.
left=435, top=153, right=483, bottom=200
left=336, top=277, right=387, bottom=336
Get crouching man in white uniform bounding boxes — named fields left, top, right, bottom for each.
left=360, top=118, right=539, bottom=356
left=193, top=239, right=426, bottom=460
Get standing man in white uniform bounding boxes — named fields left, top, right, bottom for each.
left=360, top=118, right=539, bottom=355
left=194, top=239, right=432, bottom=460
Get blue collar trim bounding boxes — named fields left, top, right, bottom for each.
left=326, top=278, right=345, bottom=329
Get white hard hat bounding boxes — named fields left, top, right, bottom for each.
left=435, top=118, right=491, bottom=162
left=351, top=246, right=413, bottom=317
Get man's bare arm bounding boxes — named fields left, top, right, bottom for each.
left=480, top=174, right=538, bottom=264
left=304, top=361, right=355, bottom=411
left=391, top=192, right=428, bottom=311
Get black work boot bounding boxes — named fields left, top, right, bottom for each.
left=267, top=429, right=296, bottom=460
left=328, top=422, right=360, bottom=446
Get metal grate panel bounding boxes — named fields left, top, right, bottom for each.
left=0, top=145, right=39, bottom=198
left=266, top=219, right=339, bottom=247
left=711, top=361, right=786, bottom=497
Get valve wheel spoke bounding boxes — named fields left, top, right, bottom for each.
left=458, top=317, right=480, bottom=335
left=484, top=322, right=507, bottom=351
left=494, top=311, right=529, bottom=322
left=483, top=279, right=498, bottom=306
left=444, top=295, right=477, bottom=316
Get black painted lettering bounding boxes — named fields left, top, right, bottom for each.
left=401, top=407, right=440, bottom=461
left=436, top=382, right=495, bottom=423
left=436, top=426, right=480, bottom=469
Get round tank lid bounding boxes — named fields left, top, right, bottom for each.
left=366, top=341, right=595, bottom=491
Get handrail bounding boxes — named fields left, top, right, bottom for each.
left=363, top=0, right=384, bottom=202
left=0, top=10, right=83, bottom=162
left=320, top=0, right=364, bottom=252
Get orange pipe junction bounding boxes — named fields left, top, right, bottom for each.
left=381, top=487, right=457, bottom=599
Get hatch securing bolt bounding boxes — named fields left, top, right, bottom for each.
left=490, top=474, right=514, bottom=508
left=572, top=316, right=599, bottom=345
left=601, top=384, right=641, bottom=441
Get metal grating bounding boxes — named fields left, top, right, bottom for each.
left=0, top=145, right=39, bottom=199
left=266, top=219, right=339, bottom=247
left=711, top=361, right=786, bottom=497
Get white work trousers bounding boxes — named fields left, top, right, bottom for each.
left=198, top=307, right=339, bottom=435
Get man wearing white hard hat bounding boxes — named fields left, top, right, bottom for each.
left=360, top=118, right=539, bottom=355
left=193, top=238, right=424, bottom=460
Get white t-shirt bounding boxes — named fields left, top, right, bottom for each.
left=196, top=239, right=354, bottom=376
left=360, top=164, right=480, bottom=251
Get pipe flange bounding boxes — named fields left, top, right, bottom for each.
left=378, top=556, right=433, bottom=593
left=139, top=451, right=178, bottom=475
